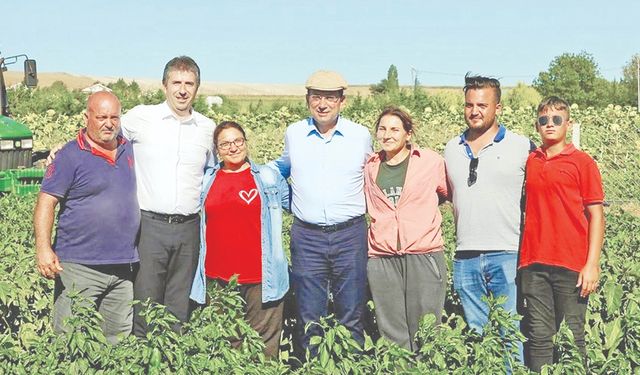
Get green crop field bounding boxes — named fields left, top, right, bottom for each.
left=1, top=95, right=639, bottom=373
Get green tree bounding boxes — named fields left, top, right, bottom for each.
left=502, top=82, right=542, bottom=109
left=141, top=88, right=166, bottom=105
left=620, top=53, right=639, bottom=107
left=107, top=79, right=144, bottom=111
left=7, top=80, right=86, bottom=116
left=370, top=64, right=400, bottom=95
left=533, top=51, right=609, bottom=107
left=386, top=64, right=399, bottom=93
left=606, top=79, right=628, bottom=106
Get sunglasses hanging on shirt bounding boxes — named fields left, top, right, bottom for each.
left=468, top=157, right=479, bottom=187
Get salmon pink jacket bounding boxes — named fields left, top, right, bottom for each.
left=364, top=147, right=448, bottom=258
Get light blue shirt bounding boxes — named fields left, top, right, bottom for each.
left=271, top=116, right=372, bottom=225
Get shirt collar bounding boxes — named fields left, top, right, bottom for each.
left=534, top=143, right=577, bottom=158
left=459, top=124, right=506, bottom=145
left=305, top=115, right=345, bottom=138
left=210, top=158, right=257, bottom=174
left=368, top=146, right=421, bottom=163
left=160, top=101, right=195, bottom=122
left=76, top=129, right=126, bottom=152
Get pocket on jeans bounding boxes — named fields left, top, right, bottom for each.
left=425, top=254, right=442, bottom=281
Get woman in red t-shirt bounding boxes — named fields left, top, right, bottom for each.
left=200, top=121, right=290, bottom=358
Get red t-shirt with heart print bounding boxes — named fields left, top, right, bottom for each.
left=204, top=167, right=262, bottom=284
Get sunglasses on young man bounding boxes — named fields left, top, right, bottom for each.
left=468, top=157, right=479, bottom=187
left=537, top=115, right=564, bottom=127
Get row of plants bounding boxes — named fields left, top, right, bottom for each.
left=15, top=102, right=639, bottom=203
left=2, top=90, right=638, bottom=372
left=1, top=190, right=638, bottom=373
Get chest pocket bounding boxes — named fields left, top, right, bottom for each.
left=554, top=168, right=580, bottom=190
left=258, top=167, right=281, bottom=210
left=264, top=187, right=280, bottom=209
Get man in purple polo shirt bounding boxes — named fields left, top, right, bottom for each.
left=34, top=91, right=140, bottom=344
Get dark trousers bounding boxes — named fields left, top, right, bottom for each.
left=520, top=264, right=588, bottom=372
left=211, top=280, right=284, bottom=358
left=290, top=217, right=368, bottom=352
left=367, top=252, right=447, bottom=351
left=133, top=212, right=199, bottom=336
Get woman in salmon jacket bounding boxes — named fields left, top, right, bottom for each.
left=190, top=121, right=290, bottom=358
left=364, top=107, right=449, bottom=351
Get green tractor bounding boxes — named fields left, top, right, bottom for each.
left=0, top=52, right=44, bottom=195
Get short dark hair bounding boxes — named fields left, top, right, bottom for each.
left=463, top=72, right=501, bottom=103
left=213, top=121, right=247, bottom=147
left=162, top=56, right=201, bottom=87
left=375, top=106, right=414, bottom=134
left=537, top=96, right=571, bottom=118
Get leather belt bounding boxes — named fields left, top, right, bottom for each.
left=294, top=215, right=364, bottom=233
left=142, top=210, right=199, bottom=224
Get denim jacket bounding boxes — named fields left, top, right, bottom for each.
left=189, top=160, right=290, bottom=304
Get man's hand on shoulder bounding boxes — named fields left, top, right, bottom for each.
left=45, top=143, right=65, bottom=167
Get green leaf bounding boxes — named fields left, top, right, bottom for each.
left=0, top=281, right=10, bottom=305
left=603, top=318, right=623, bottom=352
left=319, top=348, right=329, bottom=368
left=604, top=280, right=623, bottom=317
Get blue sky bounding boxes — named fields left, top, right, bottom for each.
left=3, top=0, right=638, bottom=86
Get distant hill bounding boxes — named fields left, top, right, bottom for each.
left=4, top=71, right=378, bottom=97
left=5, top=71, right=464, bottom=97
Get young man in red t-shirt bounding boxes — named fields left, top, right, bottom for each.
left=519, top=96, right=605, bottom=372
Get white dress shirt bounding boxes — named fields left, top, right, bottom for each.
left=122, top=102, right=215, bottom=215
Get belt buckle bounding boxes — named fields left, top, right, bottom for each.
left=167, top=215, right=177, bottom=224
left=322, top=223, right=339, bottom=233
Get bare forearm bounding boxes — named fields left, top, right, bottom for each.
left=585, top=204, right=605, bottom=267
left=34, top=193, right=57, bottom=251
left=33, top=193, right=64, bottom=278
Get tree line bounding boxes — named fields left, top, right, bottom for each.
left=6, top=51, right=639, bottom=119
left=372, top=51, right=640, bottom=109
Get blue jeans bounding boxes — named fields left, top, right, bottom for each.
left=290, top=217, right=368, bottom=352
left=453, top=251, right=522, bottom=360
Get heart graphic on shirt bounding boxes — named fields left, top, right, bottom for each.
left=239, top=189, right=258, bottom=205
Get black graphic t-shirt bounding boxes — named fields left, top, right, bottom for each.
left=375, top=153, right=410, bottom=207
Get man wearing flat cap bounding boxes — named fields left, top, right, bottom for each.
left=271, top=70, right=372, bottom=353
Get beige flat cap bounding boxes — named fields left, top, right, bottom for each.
left=305, top=70, right=348, bottom=91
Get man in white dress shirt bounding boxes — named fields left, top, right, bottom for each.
left=124, top=56, right=215, bottom=336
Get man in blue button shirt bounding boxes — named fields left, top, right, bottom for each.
left=271, top=70, right=372, bottom=353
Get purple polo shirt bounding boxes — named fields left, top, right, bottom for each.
left=41, top=130, right=140, bottom=265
